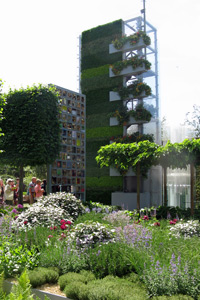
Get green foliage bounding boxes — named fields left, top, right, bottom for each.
left=86, top=188, right=119, bottom=205
left=81, top=69, right=122, bottom=93
left=0, top=79, right=6, bottom=138
left=86, top=126, right=123, bottom=139
left=87, top=242, right=136, bottom=278
left=128, top=103, right=152, bottom=122
left=112, top=30, right=151, bottom=50
left=39, top=244, right=87, bottom=275
left=81, top=19, right=123, bottom=44
left=86, top=176, right=123, bottom=188
left=114, top=80, right=152, bottom=100
left=152, top=295, right=194, bottom=300
left=96, top=141, right=160, bottom=176
left=1, top=269, right=49, bottom=300
left=0, top=84, right=61, bottom=166
left=58, top=270, right=95, bottom=291
left=28, top=267, right=59, bottom=288
left=0, top=235, right=39, bottom=277
left=111, top=55, right=151, bottom=75
left=64, top=275, right=147, bottom=300
left=111, top=132, right=154, bottom=143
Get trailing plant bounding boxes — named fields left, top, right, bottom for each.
left=112, top=30, right=151, bottom=50
left=110, top=132, right=154, bottom=143
left=128, top=103, right=152, bottom=122
left=111, top=55, right=151, bottom=75
left=114, top=80, right=152, bottom=100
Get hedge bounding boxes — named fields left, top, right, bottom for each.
left=86, top=176, right=123, bottom=188
left=81, top=19, right=123, bottom=44
left=86, top=126, right=123, bottom=139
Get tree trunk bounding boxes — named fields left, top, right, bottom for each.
left=136, top=163, right=140, bottom=211
left=163, top=166, right=167, bottom=207
left=190, top=163, right=194, bottom=216
left=18, top=164, right=24, bottom=205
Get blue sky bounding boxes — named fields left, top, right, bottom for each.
left=1, top=0, right=200, bottom=126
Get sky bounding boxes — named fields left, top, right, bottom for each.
left=1, top=0, right=200, bottom=128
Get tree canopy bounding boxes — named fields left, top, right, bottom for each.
left=0, top=84, right=61, bottom=203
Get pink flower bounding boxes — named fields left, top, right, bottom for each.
left=60, top=219, right=66, bottom=224
left=60, top=224, right=66, bottom=230
left=48, top=235, right=53, bottom=238
left=50, top=227, right=53, bottom=230
left=66, top=220, right=72, bottom=225
left=53, top=226, right=57, bottom=230
left=170, top=220, right=176, bottom=225
left=17, top=204, right=23, bottom=209
left=173, top=219, right=178, bottom=223
left=24, top=221, right=28, bottom=225
left=143, top=215, right=149, bottom=221
left=154, top=222, right=160, bottom=226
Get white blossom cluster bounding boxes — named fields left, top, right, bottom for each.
left=66, top=221, right=116, bottom=249
left=170, top=220, right=200, bottom=238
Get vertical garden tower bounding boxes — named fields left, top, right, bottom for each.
left=80, top=17, right=161, bottom=208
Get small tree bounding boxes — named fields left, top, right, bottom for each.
left=96, top=140, right=160, bottom=210
left=0, top=84, right=61, bottom=204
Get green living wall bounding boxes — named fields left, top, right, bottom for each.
left=81, top=20, right=124, bottom=204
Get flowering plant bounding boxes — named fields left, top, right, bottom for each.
left=110, top=132, right=154, bottom=144
left=66, top=221, right=116, bottom=249
left=112, top=31, right=151, bottom=50
left=12, top=202, right=71, bottom=230
left=169, top=220, right=200, bottom=238
left=103, top=210, right=132, bottom=227
left=39, top=192, right=85, bottom=219
left=114, top=80, right=151, bottom=100
left=111, top=56, right=151, bottom=75
left=128, top=103, right=152, bottom=122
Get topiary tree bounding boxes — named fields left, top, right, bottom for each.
left=0, top=84, right=61, bottom=204
left=96, top=141, right=160, bottom=210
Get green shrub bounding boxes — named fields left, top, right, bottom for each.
left=28, top=267, right=59, bottom=288
left=64, top=276, right=147, bottom=300
left=39, top=245, right=87, bottom=275
left=87, top=242, right=136, bottom=278
left=64, top=281, right=88, bottom=300
left=58, top=271, right=95, bottom=291
left=152, top=296, right=194, bottom=300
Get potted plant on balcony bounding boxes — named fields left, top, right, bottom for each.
left=112, top=30, right=151, bottom=50
left=128, top=104, right=152, bottom=122
left=114, top=80, right=152, bottom=100
left=110, top=56, right=151, bottom=76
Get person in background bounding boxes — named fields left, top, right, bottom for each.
left=28, top=177, right=36, bottom=204
left=0, top=178, right=5, bottom=204
left=34, top=179, right=44, bottom=201
left=4, top=178, right=14, bottom=206
left=41, top=179, right=47, bottom=196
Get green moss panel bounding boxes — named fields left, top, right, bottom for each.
left=81, top=19, right=123, bottom=204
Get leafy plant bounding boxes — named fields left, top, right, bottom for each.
left=112, top=30, right=151, bottom=50
left=114, top=80, right=151, bottom=101
left=128, top=103, right=152, bottom=122
left=58, top=270, right=95, bottom=291
left=111, top=56, right=151, bottom=75
left=66, top=221, right=116, bottom=249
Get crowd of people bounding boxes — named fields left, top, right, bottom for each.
left=0, top=177, right=47, bottom=206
